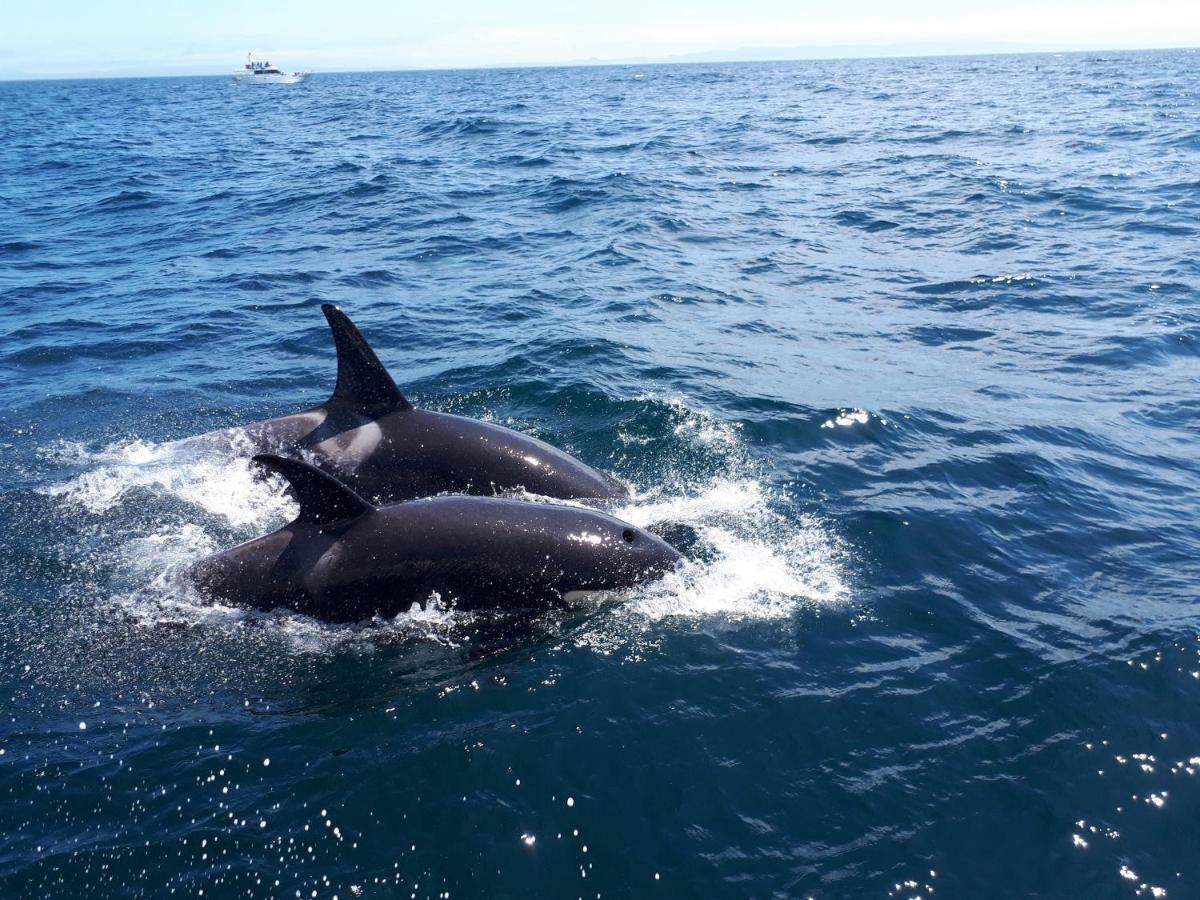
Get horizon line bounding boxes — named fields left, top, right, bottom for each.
left=1, top=41, right=1196, bottom=84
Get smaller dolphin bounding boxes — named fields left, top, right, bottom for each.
left=188, top=454, right=680, bottom=622
left=189, top=305, right=630, bottom=504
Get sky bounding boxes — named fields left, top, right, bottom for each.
left=2, top=0, right=1199, bottom=79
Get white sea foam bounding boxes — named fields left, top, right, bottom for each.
left=578, top=394, right=849, bottom=651
left=628, top=509, right=845, bottom=623
left=570, top=474, right=847, bottom=655
left=108, top=571, right=471, bottom=654
left=637, top=390, right=747, bottom=455
left=41, top=436, right=295, bottom=527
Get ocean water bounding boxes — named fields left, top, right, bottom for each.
left=1, top=49, right=1198, bottom=898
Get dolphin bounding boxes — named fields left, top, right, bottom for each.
left=188, top=454, right=681, bottom=621
left=188, top=305, right=630, bottom=504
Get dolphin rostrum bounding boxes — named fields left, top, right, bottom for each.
left=188, top=454, right=680, bottom=621
left=190, top=304, right=631, bottom=504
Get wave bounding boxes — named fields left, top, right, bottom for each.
left=0, top=240, right=40, bottom=253
left=93, top=190, right=164, bottom=210
left=208, top=270, right=327, bottom=290
left=496, top=152, right=554, bottom=168
left=417, top=116, right=507, bottom=137
left=834, top=209, right=900, bottom=232
left=336, top=268, right=408, bottom=287
left=343, top=174, right=392, bottom=198
left=527, top=172, right=644, bottom=215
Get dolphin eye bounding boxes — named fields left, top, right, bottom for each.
left=622, top=528, right=636, bottom=543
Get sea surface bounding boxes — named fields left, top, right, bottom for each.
left=1, top=50, right=1198, bottom=898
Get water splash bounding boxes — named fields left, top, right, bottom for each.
left=41, top=436, right=296, bottom=527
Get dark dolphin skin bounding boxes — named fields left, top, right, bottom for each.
left=187, top=305, right=630, bottom=504
left=188, top=455, right=681, bottom=621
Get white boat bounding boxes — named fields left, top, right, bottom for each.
left=233, top=54, right=309, bottom=84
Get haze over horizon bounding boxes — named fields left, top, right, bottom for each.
left=3, top=0, right=1199, bottom=80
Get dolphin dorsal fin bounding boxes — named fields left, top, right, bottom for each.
left=322, top=304, right=414, bottom=415
left=253, top=453, right=374, bottom=527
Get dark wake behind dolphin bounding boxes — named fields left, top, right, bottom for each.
left=188, top=455, right=680, bottom=621
left=188, top=305, right=631, bottom=504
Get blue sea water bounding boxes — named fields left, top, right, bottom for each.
left=1, top=49, right=1199, bottom=898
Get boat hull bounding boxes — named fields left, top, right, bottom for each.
left=233, top=72, right=309, bottom=85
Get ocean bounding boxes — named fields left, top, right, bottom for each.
left=1, top=49, right=1198, bottom=898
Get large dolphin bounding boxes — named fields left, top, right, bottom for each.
left=188, top=454, right=680, bottom=621
left=190, top=304, right=630, bottom=503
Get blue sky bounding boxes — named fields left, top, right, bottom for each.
left=3, top=0, right=1198, bottom=78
